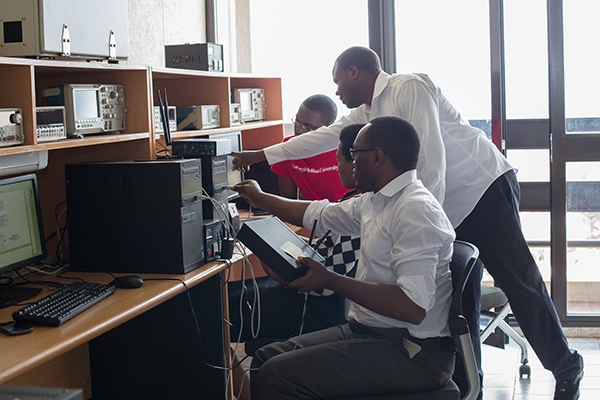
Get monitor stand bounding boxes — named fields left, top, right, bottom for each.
left=0, top=286, right=41, bottom=308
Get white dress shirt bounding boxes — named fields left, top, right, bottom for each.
left=302, top=170, right=455, bottom=339
left=266, top=72, right=513, bottom=227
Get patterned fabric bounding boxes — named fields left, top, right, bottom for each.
left=308, top=234, right=360, bottom=297
left=308, top=189, right=361, bottom=297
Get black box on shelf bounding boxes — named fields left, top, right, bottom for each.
left=165, top=43, right=224, bottom=72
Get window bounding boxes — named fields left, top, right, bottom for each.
left=394, top=0, right=490, bottom=120
left=250, top=0, right=368, bottom=123
left=504, top=0, right=548, bottom=119
left=564, top=0, right=600, bottom=133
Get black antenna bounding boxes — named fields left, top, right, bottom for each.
left=157, top=88, right=171, bottom=146
left=313, top=230, right=331, bottom=249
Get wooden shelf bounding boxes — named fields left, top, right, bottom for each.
left=0, top=56, right=285, bottom=260
left=150, top=66, right=285, bottom=151
left=0, top=132, right=150, bottom=156
left=154, top=119, right=284, bottom=141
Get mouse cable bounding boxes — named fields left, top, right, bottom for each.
left=14, top=267, right=62, bottom=288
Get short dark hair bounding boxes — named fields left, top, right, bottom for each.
left=335, top=46, right=381, bottom=76
left=339, top=124, right=365, bottom=162
left=363, top=116, right=420, bottom=172
left=302, top=94, right=337, bottom=125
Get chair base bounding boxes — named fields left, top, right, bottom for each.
left=332, top=379, right=460, bottom=400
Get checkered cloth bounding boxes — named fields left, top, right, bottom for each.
left=309, top=234, right=360, bottom=296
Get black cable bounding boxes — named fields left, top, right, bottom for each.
left=56, top=270, right=86, bottom=282
left=14, top=268, right=62, bottom=288
left=219, top=260, right=232, bottom=286
left=0, top=276, right=14, bottom=286
left=143, top=277, right=239, bottom=371
left=56, top=220, right=69, bottom=264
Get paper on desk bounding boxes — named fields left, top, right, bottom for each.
left=280, top=241, right=306, bottom=260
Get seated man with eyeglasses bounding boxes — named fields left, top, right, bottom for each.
left=271, top=94, right=351, bottom=201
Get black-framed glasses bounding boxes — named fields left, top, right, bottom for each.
left=291, top=117, right=320, bottom=132
left=349, top=148, right=375, bottom=160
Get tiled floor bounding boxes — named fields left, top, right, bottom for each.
left=481, top=337, right=600, bottom=399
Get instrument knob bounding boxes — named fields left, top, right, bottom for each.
left=9, top=113, right=22, bottom=124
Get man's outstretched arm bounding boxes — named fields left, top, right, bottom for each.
left=233, top=180, right=310, bottom=227
left=231, top=150, right=266, bottom=172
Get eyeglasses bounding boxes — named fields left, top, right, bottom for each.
left=291, top=117, right=320, bottom=133
left=349, top=148, right=375, bottom=160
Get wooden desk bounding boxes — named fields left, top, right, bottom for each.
left=0, top=258, right=237, bottom=399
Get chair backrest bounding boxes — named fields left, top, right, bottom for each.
left=448, top=240, right=481, bottom=400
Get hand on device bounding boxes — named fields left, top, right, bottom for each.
left=231, top=150, right=266, bottom=172
left=232, top=180, right=264, bottom=208
left=288, top=256, right=331, bottom=294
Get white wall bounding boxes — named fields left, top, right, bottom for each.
left=126, top=0, right=207, bottom=68
left=125, top=0, right=251, bottom=72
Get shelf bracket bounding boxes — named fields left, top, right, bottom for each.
left=108, top=30, right=117, bottom=60
left=61, top=23, right=71, bottom=56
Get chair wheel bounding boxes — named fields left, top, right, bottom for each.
left=520, top=364, right=531, bottom=379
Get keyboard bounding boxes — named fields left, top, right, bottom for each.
left=12, top=282, right=116, bottom=327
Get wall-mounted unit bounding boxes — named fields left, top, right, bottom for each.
left=0, top=151, right=48, bottom=178
left=0, top=0, right=129, bottom=61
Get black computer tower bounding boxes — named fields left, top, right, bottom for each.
left=66, top=159, right=205, bottom=274
left=199, top=155, right=229, bottom=220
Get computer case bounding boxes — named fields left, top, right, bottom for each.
left=66, top=159, right=205, bottom=274
left=199, top=155, right=229, bottom=220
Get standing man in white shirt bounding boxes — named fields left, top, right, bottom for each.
left=235, top=116, right=456, bottom=399
left=232, top=46, right=584, bottom=400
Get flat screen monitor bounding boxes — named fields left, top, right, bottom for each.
left=0, top=174, right=47, bottom=276
left=207, top=131, right=243, bottom=201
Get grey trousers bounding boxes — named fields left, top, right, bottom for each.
left=250, top=321, right=456, bottom=400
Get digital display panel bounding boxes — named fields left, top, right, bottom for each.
left=36, top=108, right=64, bottom=126
left=74, top=89, right=99, bottom=120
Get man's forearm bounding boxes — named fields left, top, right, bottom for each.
left=325, top=272, right=426, bottom=325
left=251, top=192, right=311, bottom=227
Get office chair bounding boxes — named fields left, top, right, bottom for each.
left=330, top=240, right=480, bottom=400
left=480, top=284, right=531, bottom=378
left=244, top=241, right=481, bottom=400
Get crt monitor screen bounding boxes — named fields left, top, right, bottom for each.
left=239, top=91, right=252, bottom=113
left=0, top=174, right=47, bottom=275
left=208, top=131, right=243, bottom=200
left=73, top=89, right=99, bottom=120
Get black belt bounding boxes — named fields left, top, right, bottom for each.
left=348, top=320, right=455, bottom=352
left=409, top=336, right=455, bottom=351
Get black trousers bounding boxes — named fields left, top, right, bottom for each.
left=251, top=322, right=455, bottom=400
left=455, top=169, right=583, bottom=392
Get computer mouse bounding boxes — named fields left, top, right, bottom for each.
left=110, top=275, right=144, bottom=289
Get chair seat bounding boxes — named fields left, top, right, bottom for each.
left=333, top=379, right=460, bottom=400
left=481, top=284, right=507, bottom=311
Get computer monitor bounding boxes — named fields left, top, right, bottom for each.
left=207, top=131, right=243, bottom=201
left=0, top=174, right=47, bottom=276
